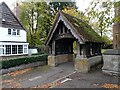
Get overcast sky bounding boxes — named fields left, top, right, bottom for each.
left=0, top=0, right=93, bottom=11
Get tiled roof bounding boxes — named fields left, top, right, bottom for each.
left=61, top=12, right=103, bottom=43
left=0, top=2, right=25, bottom=30
left=45, top=11, right=104, bottom=45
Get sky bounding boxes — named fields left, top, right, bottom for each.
left=0, top=0, right=93, bottom=11
left=0, top=0, right=113, bottom=38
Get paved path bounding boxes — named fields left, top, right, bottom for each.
left=2, top=62, right=120, bottom=88
left=2, top=62, right=75, bottom=88
left=55, top=65, right=120, bottom=88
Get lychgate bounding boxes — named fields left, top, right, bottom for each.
left=45, top=11, right=104, bottom=73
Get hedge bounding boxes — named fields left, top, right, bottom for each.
left=1, top=54, right=48, bottom=69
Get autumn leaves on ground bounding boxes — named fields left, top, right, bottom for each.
left=2, top=68, right=32, bottom=88
left=2, top=67, right=120, bottom=89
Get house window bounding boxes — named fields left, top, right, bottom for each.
left=12, top=29, right=16, bottom=35
left=4, top=45, right=27, bottom=55
left=0, top=45, right=4, bottom=55
left=8, top=29, right=11, bottom=35
left=8, top=29, right=20, bottom=36
left=18, top=45, right=23, bottom=54
left=6, top=45, right=11, bottom=55
left=17, top=30, right=20, bottom=35
left=24, top=45, right=27, bottom=54
left=12, top=45, right=17, bottom=54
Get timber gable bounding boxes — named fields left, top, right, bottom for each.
left=45, top=11, right=104, bottom=46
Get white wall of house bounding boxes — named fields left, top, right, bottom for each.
left=0, top=27, right=27, bottom=42
left=0, top=27, right=29, bottom=56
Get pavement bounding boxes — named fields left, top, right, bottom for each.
left=2, top=62, right=75, bottom=88
left=1, top=61, right=46, bottom=75
left=1, top=61, right=120, bottom=88
left=55, top=65, right=120, bottom=88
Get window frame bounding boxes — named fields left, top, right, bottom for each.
left=12, top=45, right=17, bottom=54
left=8, top=29, right=11, bottom=35
left=6, top=45, right=11, bottom=55
left=17, top=30, right=20, bottom=35
left=24, top=45, right=28, bottom=54
left=0, top=45, right=4, bottom=55
left=8, top=29, right=20, bottom=36
left=12, top=29, right=17, bottom=35
left=18, top=45, right=23, bottom=54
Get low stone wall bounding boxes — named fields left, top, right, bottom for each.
left=75, top=55, right=102, bottom=73
left=48, top=54, right=74, bottom=66
left=102, top=55, right=120, bottom=76
left=88, top=56, right=102, bottom=66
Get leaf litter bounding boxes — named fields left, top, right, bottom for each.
left=101, top=83, right=120, bottom=88
left=7, top=68, right=32, bottom=76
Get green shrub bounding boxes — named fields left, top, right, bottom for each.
left=1, top=54, right=48, bottom=69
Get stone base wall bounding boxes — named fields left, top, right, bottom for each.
left=48, top=54, right=75, bottom=66
left=75, top=55, right=102, bottom=73
left=102, top=55, right=120, bottom=76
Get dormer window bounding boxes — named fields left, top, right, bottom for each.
left=17, top=30, right=20, bottom=35
left=8, top=29, right=11, bottom=35
left=8, top=29, right=20, bottom=36
left=12, top=29, right=16, bottom=35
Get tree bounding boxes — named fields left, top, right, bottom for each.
left=19, top=1, right=78, bottom=47
left=49, top=0, right=77, bottom=16
left=85, top=0, right=114, bottom=37
left=63, top=7, right=89, bottom=23
left=113, top=1, right=120, bottom=23
left=19, top=1, right=52, bottom=46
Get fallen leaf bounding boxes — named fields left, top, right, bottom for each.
left=2, top=80, right=13, bottom=84
left=34, top=81, right=61, bottom=88
left=7, top=68, right=32, bottom=76
left=101, top=83, right=120, bottom=88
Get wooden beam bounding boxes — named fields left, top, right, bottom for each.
left=52, top=41, right=56, bottom=55
left=76, top=41, right=80, bottom=56
left=63, top=25, right=65, bottom=33
left=83, top=44, right=86, bottom=58
left=85, top=44, right=91, bottom=57
left=48, top=45, right=52, bottom=54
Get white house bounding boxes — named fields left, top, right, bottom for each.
left=0, top=2, right=29, bottom=56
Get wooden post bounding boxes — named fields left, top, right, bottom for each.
left=98, top=44, right=101, bottom=55
left=52, top=41, right=56, bottom=55
left=92, top=43, right=95, bottom=56
left=59, top=28, right=61, bottom=34
left=63, top=25, right=65, bottom=33
left=70, top=41, right=73, bottom=54
left=83, top=44, right=86, bottom=58
left=48, top=45, right=52, bottom=54
left=76, top=41, right=80, bottom=56
left=86, top=44, right=90, bottom=57
left=94, top=43, right=97, bottom=55
left=96, top=44, right=99, bottom=55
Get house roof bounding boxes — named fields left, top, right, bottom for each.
left=0, top=2, right=25, bottom=30
left=45, top=11, right=104, bottom=45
